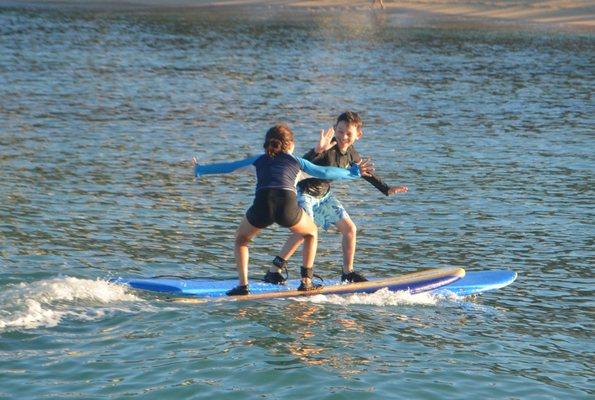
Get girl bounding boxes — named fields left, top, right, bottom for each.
left=193, top=124, right=373, bottom=296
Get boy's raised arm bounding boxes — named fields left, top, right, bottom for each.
left=314, top=127, right=336, bottom=154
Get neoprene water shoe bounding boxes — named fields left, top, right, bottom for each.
left=341, top=270, right=368, bottom=283
left=226, top=285, right=249, bottom=296
left=263, top=270, right=287, bottom=285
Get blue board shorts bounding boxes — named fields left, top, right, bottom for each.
left=298, top=190, right=348, bottom=230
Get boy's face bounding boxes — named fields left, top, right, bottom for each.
left=334, top=121, right=361, bottom=151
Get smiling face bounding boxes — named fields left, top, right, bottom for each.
left=334, top=120, right=362, bottom=151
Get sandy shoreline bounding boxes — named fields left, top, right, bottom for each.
left=2, top=1, right=593, bottom=30
left=371, top=0, right=595, bottom=28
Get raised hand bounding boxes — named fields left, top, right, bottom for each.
left=388, top=186, right=408, bottom=195
left=315, top=127, right=335, bottom=153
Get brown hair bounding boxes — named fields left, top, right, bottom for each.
left=263, top=124, right=294, bottom=157
left=336, top=111, right=363, bottom=135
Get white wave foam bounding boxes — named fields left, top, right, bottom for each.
left=0, top=277, right=142, bottom=331
left=294, top=288, right=439, bottom=306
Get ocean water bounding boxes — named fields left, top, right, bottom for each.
left=1, top=3, right=593, bottom=399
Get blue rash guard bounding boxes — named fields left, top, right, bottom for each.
left=194, top=152, right=361, bottom=193
left=194, top=152, right=361, bottom=229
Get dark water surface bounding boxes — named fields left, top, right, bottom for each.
left=0, top=4, right=593, bottom=399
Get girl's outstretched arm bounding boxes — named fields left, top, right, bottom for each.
left=193, top=155, right=260, bottom=177
left=297, top=157, right=362, bottom=180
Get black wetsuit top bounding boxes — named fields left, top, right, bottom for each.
left=297, top=144, right=391, bottom=198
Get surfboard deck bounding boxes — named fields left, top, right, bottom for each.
left=112, top=267, right=465, bottom=302
left=432, top=270, right=517, bottom=296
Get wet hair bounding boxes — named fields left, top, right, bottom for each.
left=336, top=111, right=363, bottom=135
left=263, top=124, right=294, bottom=157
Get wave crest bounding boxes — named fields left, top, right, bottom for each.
left=0, top=277, right=141, bottom=331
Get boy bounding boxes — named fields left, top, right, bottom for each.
left=265, top=111, right=408, bottom=284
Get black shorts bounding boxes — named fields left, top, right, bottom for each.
left=246, top=188, right=303, bottom=229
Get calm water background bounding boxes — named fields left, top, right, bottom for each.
left=1, top=3, right=593, bottom=399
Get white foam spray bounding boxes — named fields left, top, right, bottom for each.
left=294, top=288, right=439, bottom=306
left=0, top=277, right=142, bottom=331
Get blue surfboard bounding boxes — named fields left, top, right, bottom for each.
left=112, top=267, right=465, bottom=301
left=432, top=270, right=517, bottom=296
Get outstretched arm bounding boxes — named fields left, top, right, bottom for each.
left=363, top=174, right=408, bottom=196
left=350, top=148, right=406, bottom=196
left=388, top=186, right=408, bottom=195
left=297, top=157, right=361, bottom=180
left=193, top=155, right=260, bottom=177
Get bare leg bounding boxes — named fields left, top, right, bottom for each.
left=288, top=212, right=318, bottom=285
left=234, top=216, right=261, bottom=286
left=335, top=215, right=357, bottom=274
left=371, top=0, right=385, bottom=9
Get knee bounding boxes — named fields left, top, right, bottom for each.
left=235, top=234, right=251, bottom=247
left=342, top=221, right=357, bottom=238
left=303, top=228, right=317, bottom=241
left=294, top=232, right=306, bottom=243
